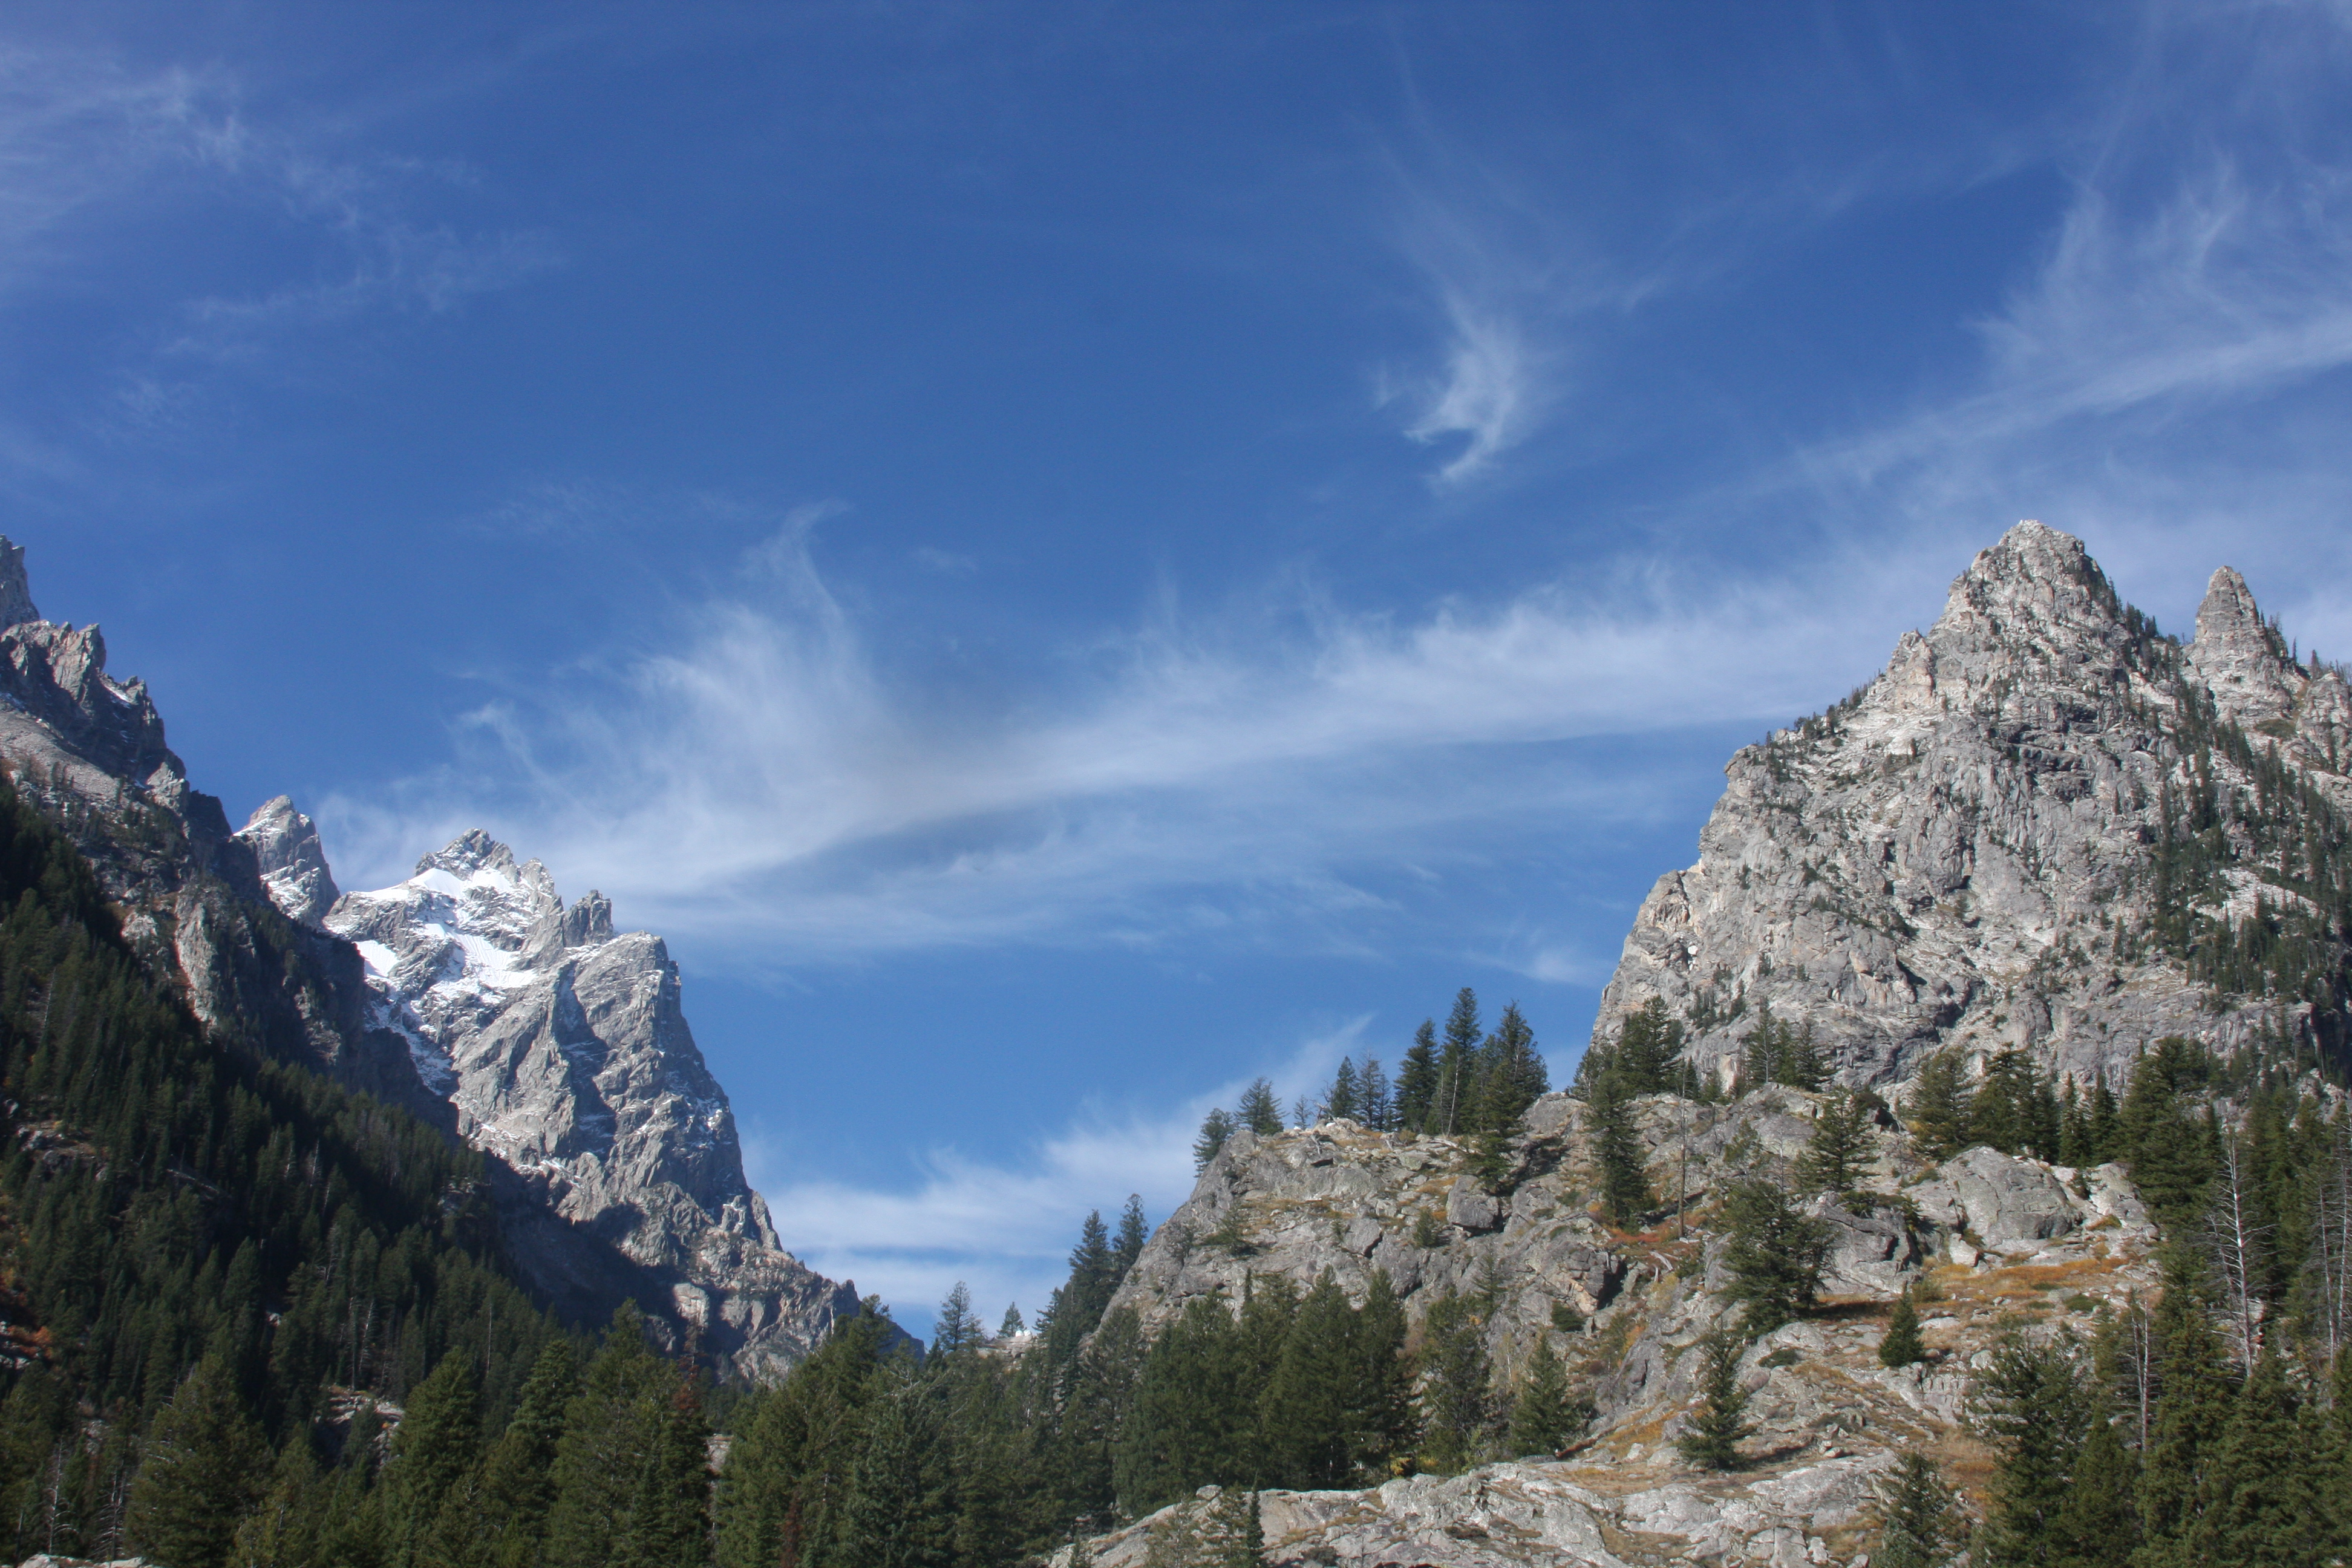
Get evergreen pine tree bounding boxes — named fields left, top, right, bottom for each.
left=1194, top=1108, right=1237, bottom=1174
left=1414, top=1290, right=1494, bottom=1474
left=1396, top=1022, right=1440, bottom=1134
left=2087, top=1071, right=2122, bottom=1164
left=1236, top=1079, right=1285, bottom=1137
left=2136, top=1250, right=2234, bottom=1560
left=999, top=1304, right=1025, bottom=1338
left=1779, top=1022, right=1826, bottom=1091
left=2054, top=1412, right=2139, bottom=1568
left=1345, top=1270, right=1417, bottom=1479
left=476, top=1340, right=578, bottom=1568
left=1506, top=1336, right=1589, bottom=1457
left=1675, top=1332, right=1751, bottom=1470
left=2186, top=1348, right=2332, bottom=1567
left=1321, top=1059, right=1361, bottom=1123
left=1739, top=1001, right=1784, bottom=1091
left=934, top=1282, right=983, bottom=1355
left=545, top=1304, right=676, bottom=1568
left=1472, top=1003, right=1548, bottom=1132
left=1719, top=1180, right=1834, bottom=1333
left=384, top=1351, right=482, bottom=1566
left=1795, top=1090, right=1876, bottom=1194
left=1613, top=998, right=1681, bottom=1096
left=1114, top=1195, right=1149, bottom=1279
left=1590, top=1071, right=1652, bottom=1227
left=1256, top=1275, right=1357, bottom=1488
left=1970, top=1334, right=2090, bottom=1565
left=1430, top=989, right=1482, bottom=1136
left=617, top=1372, right=714, bottom=1568
left=842, top=1372, right=951, bottom=1568
left=123, top=1355, right=267, bottom=1568
left=2122, top=1039, right=2215, bottom=1222
left=1906, top=1049, right=1975, bottom=1160
left=1357, top=1059, right=1393, bottom=1132
left=1873, top=1451, right=1959, bottom=1568
left=1878, top=1286, right=1926, bottom=1368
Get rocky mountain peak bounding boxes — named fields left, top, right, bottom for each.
left=1915, top=519, right=2137, bottom=713
left=1593, top=521, right=2352, bottom=1094
left=317, top=828, right=856, bottom=1377
left=237, top=795, right=342, bottom=927
left=0, top=535, right=39, bottom=629
left=2184, top=563, right=2304, bottom=732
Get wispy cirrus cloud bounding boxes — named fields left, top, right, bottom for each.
left=313, top=504, right=1918, bottom=963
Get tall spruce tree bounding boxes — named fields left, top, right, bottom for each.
left=1905, top=1049, right=1975, bottom=1160
left=1873, top=1452, right=1959, bottom=1568
left=1795, top=1089, right=1877, bottom=1194
left=1675, top=1333, right=1751, bottom=1470
left=1396, top=1022, right=1440, bottom=1133
left=1321, top=1059, right=1361, bottom=1123
left=382, top=1351, right=482, bottom=1566
left=1358, top=1058, right=1394, bottom=1132
left=1506, top=1336, right=1589, bottom=1457
left=1719, top=1180, right=1833, bottom=1333
left=1194, top=1108, right=1237, bottom=1174
left=1236, top=1079, right=1285, bottom=1137
left=123, top=1356, right=267, bottom=1568
left=1878, top=1285, right=1926, bottom=1369
left=1590, top=1071, right=1653, bottom=1227
left=1969, top=1333, right=2091, bottom=1566
left=2186, top=1348, right=2336, bottom=1567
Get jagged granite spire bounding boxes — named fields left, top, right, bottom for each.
left=240, top=796, right=342, bottom=927
left=1592, top=520, right=2352, bottom=1092
left=0, top=535, right=40, bottom=628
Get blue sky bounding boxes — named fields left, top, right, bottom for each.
left=9, top=2, right=2352, bottom=1335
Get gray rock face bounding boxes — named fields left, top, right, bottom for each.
left=239, top=795, right=342, bottom=927
left=1591, top=521, right=2352, bottom=1093
left=0, top=538, right=399, bottom=1102
left=323, top=832, right=860, bottom=1379
left=1910, top=1146, right=2080, bottom=1253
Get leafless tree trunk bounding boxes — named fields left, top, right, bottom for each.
left=2117, top=1288, right=2157, bottom=1450
left=2205, top=1135, right=2271, bottom=1369
left=2307, top=1116, right=2352, bottom=1388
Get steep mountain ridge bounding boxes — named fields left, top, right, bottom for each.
left=0, top=536, right=854, bottom=1379
left=304, top=823, right=857, bottom=1379
left=1594, top=520, right=2352, bottom=1092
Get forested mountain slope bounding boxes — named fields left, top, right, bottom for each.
left=0, top=536, right=855, bottom=1376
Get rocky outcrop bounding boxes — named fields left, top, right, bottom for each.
left=1092, top=1079, right=2161, bottom=1567
left=1050, top=1457, right=1899, bottom=1568
left=318, top=829, right=861, bottom=1380
left=1592, top=521, right=2352, bottom=1093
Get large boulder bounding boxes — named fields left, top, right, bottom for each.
left=1913, top=1147, right=2080, bottom=1253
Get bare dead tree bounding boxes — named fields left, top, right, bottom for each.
left=2205, top=1134, right=2272, bottom=1370
left=2306, top=1114, right=2352, bottom=1385
left=2116, top=1287, right=2157, bottom=1450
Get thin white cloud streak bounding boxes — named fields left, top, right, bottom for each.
left=315, top=523, right=1921, bottom=958
left=753, top=1021, right=1368, bottom=1327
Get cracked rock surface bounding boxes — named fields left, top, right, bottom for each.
left=1592, top=520, right=2352, bottom=1092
